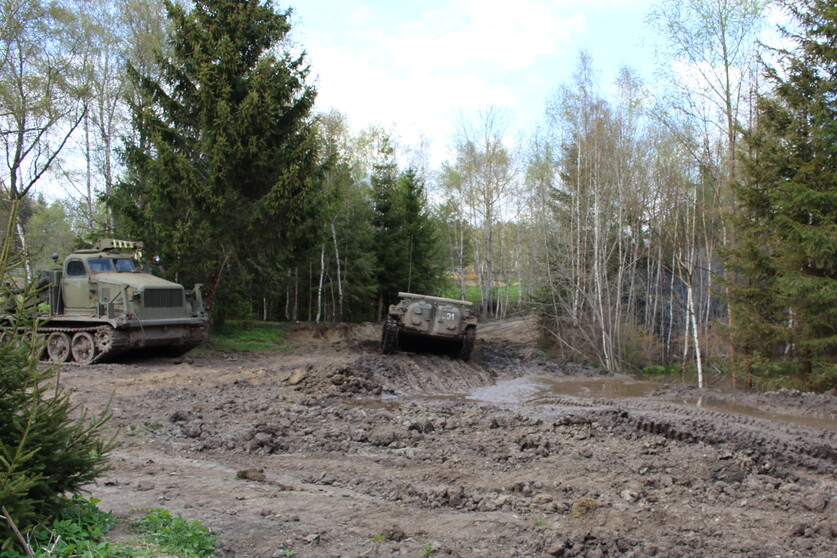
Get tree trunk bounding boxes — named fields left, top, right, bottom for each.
left=331, top=222, right=344, bottom=322
left=687, top=281, right=704, bottom=388
left=316, top=242, right=325, bottom=323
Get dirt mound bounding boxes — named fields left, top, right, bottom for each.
left=61, top=320, right=836, bottom=557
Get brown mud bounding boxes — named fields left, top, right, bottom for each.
left=63, top=317, right=837, bottom=557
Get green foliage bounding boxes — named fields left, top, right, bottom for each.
left=131, top=509, right=215, bottom=558
left=397, top=168, right=442, bottom=296
left=371, top=139, right=442, bottom=309
left=306, top=113, right=380, bottom=322
left=733, top=354, right=837, bottom=393
left=739, top=355, right=807, bottom=392
left=6, top=196, right=75, bottom=273
left=111, top=0, right=325, bottom=321
left=0, top=271, right=115, bottom=552
left=641, top=364, right=681, bottom=378
left=206, top=322, right=291, bottom=353
left=371, top=138, right=404, bottom=307
left=0, top=496, right=115, bottom=558
left=728, top=0, right=837, bottom=382
left=420, top=542, right=439, bottom=557
left=808, top=363, right=837, bottom=393
left=328, top=184, right=378, bottom=321
left=0, top=502, right=216, bottom=558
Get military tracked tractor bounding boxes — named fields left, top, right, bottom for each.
left=1, top=239, right=208, bottom=364
left=382, top=292, right=477, bottom=360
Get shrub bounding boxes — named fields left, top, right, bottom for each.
left=0, top=496, right=115, bottom=557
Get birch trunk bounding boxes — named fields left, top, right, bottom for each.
left=331, top=222, right=344, bottom=322
left=316, top=242, right=325, bottom=323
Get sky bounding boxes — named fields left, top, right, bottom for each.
left=287, top=0, right=658, bottom=166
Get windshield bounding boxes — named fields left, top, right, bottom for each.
left=88, top=258, right=141, bottom=273
left=114, top=258, right=137, bottom=272
left=87, top=258, right=115, bottom=273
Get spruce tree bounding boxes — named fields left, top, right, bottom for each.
left=0, top=251, right=114, bottom=551
left=110, top=0, right=324, bottom=319
left=728, top=0, right=837, bottom=389
left=370, top=138, right=402, bottom=316
left=369, top=131, right=443, bottom=318
left=398, top=168, right=441, bottom=295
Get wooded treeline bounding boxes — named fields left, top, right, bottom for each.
left=1, top=0, right=834, bottom=390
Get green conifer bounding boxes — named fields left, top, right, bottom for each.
left=728, top=0, right=837, bottom=389
left=0, top=259, right=114, bottom=551
left=110, top=0, right=324, bottom=319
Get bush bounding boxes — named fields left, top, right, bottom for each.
left=0, top=496, right=115, bottom=557
left=809, top=363, right=837, bottom=393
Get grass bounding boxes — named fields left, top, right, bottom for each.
left=0, top=498, right=216, bottom=558
left=420, top=542, right=440, bottom=557
left=641, top=364, right=681, bottom=379
left=202, top=321, right=292, bottom=354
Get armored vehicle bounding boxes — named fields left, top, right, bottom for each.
left=381, top=292, right=477, bottom=360
left=1, top=239, right=208, bottom=364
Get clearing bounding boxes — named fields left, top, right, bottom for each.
left=63, top=317, right=836, bottom=557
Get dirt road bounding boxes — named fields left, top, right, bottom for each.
left=64, top=317, right=837, bottom=557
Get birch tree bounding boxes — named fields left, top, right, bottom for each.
left=0, top=0, right=87, bottom=271
left=453, top=106, right=518, bottom=317
left=647, top=0, right=771, bottom=368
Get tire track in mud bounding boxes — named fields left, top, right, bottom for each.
left=528, top=394, right=837, bottom=475
left=624, top=402, right=837, bottom=474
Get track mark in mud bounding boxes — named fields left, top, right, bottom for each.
left=611, top=403, right=837, bottom=475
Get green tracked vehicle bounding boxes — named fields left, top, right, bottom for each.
left=382, top=292, right=477, bottom=360
left=1, top=239, right=208, bottom=364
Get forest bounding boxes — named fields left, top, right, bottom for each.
left=1, top=0, right=835, bottom=391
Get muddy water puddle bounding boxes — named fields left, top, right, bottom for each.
left=682, top=395, right=837, bottom=431
left=339, top=373, right=837, bottom=431
left=366, top=376, right=837, bottom=432
left=467, top=376, right=658, bottom=404
left=465, top=376, right=837, bottom=431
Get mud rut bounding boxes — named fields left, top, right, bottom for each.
left=61, top=320, right=837, bottom=557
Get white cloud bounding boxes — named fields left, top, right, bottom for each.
left=291, top=0, right=654, bottom=166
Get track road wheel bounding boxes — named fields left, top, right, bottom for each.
left=95, top=328, right=114, bottom=355
left=381, top=315, right=399, bottom=354
left=459, top=327, right=475, bottom=361
left=71, top=332, right=96, bottom=364
left=47, top=332, right=71, bottom=362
